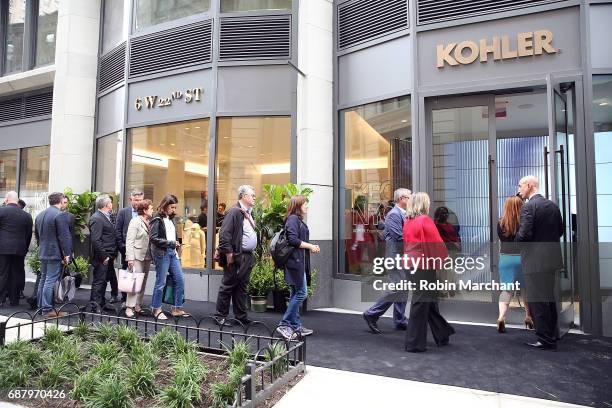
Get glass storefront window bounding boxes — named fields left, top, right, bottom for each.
left=126, top=119, right=210, bottom=269
left=220, top=0, right=292, bottom=12
left=95, top=132, right=124, bottom=211
left=101, top=0, right=124, bottom=54
left=593, top=75, right=612, bottom=335
left=4, top=0, right=26, bottom=73
left=339, top=96, right=412, bottom=275
left=134, top=0, right=210, bottom=31
left=34, top=0, right=58, bottom=67
left=0, top=150, right=18, bottom=200
left=214, top=116, right=291, bottom=269
left=19, top=145, right=50, bottom=203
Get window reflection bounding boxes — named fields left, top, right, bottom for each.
left=221, top=0, right=292, bottom=12
left=126, top=119, right=210, bottom=269
left=214, top=116, right=291, bottom=269
left=340, top=96, right=412, bottom=275
left=135, top=0, right=210, bottom=31
left=95, top=132, right=124, bottom=211
left=35, top=0, right=59, bottom=67
left=0, top=150, right=18, bottom=199
left=19, top=146, right=50, bottom=202
left=5, top=0, right=26, bottom=73
left=102, top=0, right=124, bottom=53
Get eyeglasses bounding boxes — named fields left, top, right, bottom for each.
left=401, top=196, right=411, bottom=199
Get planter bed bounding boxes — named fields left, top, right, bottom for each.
left=0, top=310, right=306, bottom=408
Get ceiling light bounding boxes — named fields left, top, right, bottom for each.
left=600, top=102, right=609, bottom=106
left=195, top=126, right=201, bottom=129
left=185, top=162, right=208, bottom=176
left=401, top=120, right=408, bottom=123
left=223, top=136, right=229, bottom=139
left=184, top=127, right=190, bottom=130
left=260, top=162, right=290, bottom=175
left=170, top=143, right=176, bottom=146
left=247, top=145, right=254, bottom=148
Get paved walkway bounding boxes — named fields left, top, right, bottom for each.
left=275, top=366, right=591, bottom=408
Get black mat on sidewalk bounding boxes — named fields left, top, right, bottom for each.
left=2, top=284, right=611, bottom=407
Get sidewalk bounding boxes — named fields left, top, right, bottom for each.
left=275, top=366, right=591, bottom=408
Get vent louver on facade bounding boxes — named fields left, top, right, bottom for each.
left=0, top=89, right=53, bottom=124
left=417, top=0, right=567, bottom=25
left=219, top=15, right=291, bottom=61
left=129, top=20, right=213, bottom=78
left=338, top=0, right=408, bottom=50
left=98, top=43, right=126, bottom=93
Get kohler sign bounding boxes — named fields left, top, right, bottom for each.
left=436, top=30, right=558, bottom=68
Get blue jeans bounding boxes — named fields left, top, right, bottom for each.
left=38, top=259, right=62, bottom=312
left=280, top=273, right=307, bottom=329
left=151, top=249, right=184, bottom=310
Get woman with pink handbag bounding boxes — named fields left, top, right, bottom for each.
left=124, top=199, right=153, bottom=318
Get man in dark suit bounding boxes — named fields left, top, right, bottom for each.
left=363, top=189, right=411, bottom=333
left=89, top=194, right=119, bottom=311
left=114, top=189, right=143, bottom=303
left=516, top=175, right=564, bottom=350
left=0, top=191, right=33, bottom=306
left=34, top=192, right=72, bottom=317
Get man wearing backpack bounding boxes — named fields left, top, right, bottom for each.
left=363, top=188, right=412, bottom=333
left=214, top=185, right=257, bottom=326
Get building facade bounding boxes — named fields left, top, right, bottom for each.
left=0, top=0, right=611, bottom=336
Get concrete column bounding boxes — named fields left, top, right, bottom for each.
left=48, top=0, right=101, bottom=193
left=296, top=0, right=334, bottom=307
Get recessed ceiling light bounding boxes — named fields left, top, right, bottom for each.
left=170, top=143, right=176, bottom=146
left=195, top=126, right=201, bottom=129
left=184, top=127, right=190, bottom=130
left=247, top=145, right=254, bottom=148
left=600, top=102, right=609, bottom=106
left=223, top=136, right=229, bottom=139
left=401, top=119, right=408, bottom=123
left=517, top=104, right=534, bottom=110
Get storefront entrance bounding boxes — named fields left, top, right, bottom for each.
left=425, top=82, right=579, bottom=334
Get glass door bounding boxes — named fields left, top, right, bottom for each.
left=550, top=82, right=577, bottom=336
left=428, top=95, right=497, bottom=307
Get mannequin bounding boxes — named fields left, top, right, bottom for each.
left=190, top=223, right=206, bottom=268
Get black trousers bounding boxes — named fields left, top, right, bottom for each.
left=0, top=254, right=25, bottom=305
left=524, top=272, right=558, bottom=347
left=90, top=259, right=115, bottom=307
left=405, top=269, right=455, bottom=351
left=215, top=253, right=255, bottom=320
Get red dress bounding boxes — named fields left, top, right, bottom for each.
left=403, top=215, right=449, bottom=270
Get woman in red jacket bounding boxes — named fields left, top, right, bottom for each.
left=403, top=192, right=455, bottom=352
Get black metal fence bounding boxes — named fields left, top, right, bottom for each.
left=0, top=303, right=306, bottom=407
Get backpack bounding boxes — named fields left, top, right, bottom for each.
left=269, top=225, right=295, bottom=269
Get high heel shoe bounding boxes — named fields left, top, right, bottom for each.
left=524, top=316, right=534, bottom=329
left=497, top=319, right=506, bottom=333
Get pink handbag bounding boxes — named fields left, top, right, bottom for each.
left=117, top=268, right=145, bottom=294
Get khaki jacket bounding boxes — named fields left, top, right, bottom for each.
left=125, top=217, right=151, bottom=262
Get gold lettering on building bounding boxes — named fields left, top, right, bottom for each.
left=134, top=87, right=203, bottom=111
left=437, top=29, right=557, bottom=68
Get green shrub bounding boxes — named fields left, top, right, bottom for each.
left=56, top=338, right=84, bottom=370
left=90, top=341, right=121, bottom=361
left=26, top=248, right=41, bottom=274
left=73, top=321, right=91, bottom=339
left=171, top=335, right=198, bottom=358
left=228, top=364, right=246, bottom=386
left=116, top=325, right=140, bottom=351
left=150, top=327, right=181, bottom=357
left=38, top=357, right=72, bottom=388
left=221, top=340, right=250, bottom=369
left=247, top=259, right=274, bottom=297
left=210, top=382, right=236, bottom=408
left=71, top=371, right=98, bottom=401
left=156, top=385, right=194, bottom=408
left=69, top=256, right=91, bottom=279
left=264, top=342, right=289, bottom=378
left=91, top=358, right=125, bottom=378
left=83, top=375, right=132, bottom=408
left=42, top=326, right=66, bottom=350
left=0, top=364, right=30, bottom=389
left=96, top=323, right=116, bottom=343
left=0, top=341, right=45, bottom=389
left=127, top=358, right=157, bottom=398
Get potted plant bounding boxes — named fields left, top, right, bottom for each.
left=68, top=256, right=91, bottom=280
left=26, top=247, right=41, bottom=275
left=248, top=260, right=274, bottom=312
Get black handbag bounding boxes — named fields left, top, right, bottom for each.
left=269, top=226, right=294, bottom=269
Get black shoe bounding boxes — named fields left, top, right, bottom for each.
left=405, top=347, right=426, bottom=353
left=362, top=313, right=381, bottom=334
left=436, top=338, right=449, bottom=347
left=27, top=297, right=37, bottom=310
left=102, top=303, right=116, bottom=311
left=214, top=316, right=234, bottom=327
left=524, top=341, right=557, bottom=350
left=236, top=318, right=253, bottom=326
left=395, top=323, right=408, bottom=331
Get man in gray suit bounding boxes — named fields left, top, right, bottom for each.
left=363, top=188, right=412, bottom=333
left=34, top=192, right=72, bottom=317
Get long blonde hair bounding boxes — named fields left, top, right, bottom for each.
left=406, top=192, right=430, bottom=219
left=499, top=196, right=523, bottom=236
